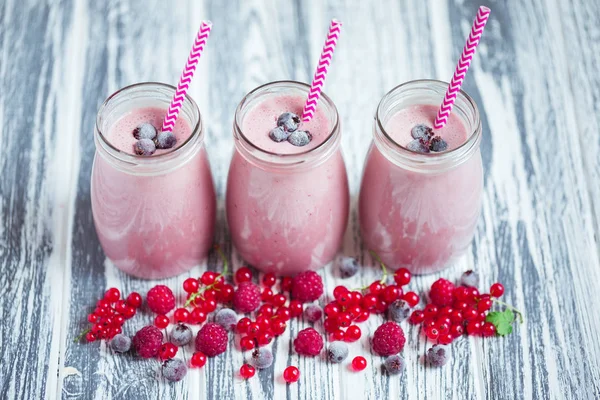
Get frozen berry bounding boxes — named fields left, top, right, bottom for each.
left=372, top=322, right=406, bottom=356
left=326, top=341, right=349, bottom=363
left=162, top=358, right=187, bottom=382
left=287, top=130, right=312, bottom=147
left=277, top=112, right=300, bottom=132
left=147, top=285, right=176, bottom=315
left=429, top=278, right=455, bottom=307
left=240, top=364, right=256, bottom=379
left=352, top=356, right=367, bottom=371
left=133, top=122, right=157, bottom=140
left=215, top=308, right=238, bottom=331
left=134, top=138, right=156, bottom=156
left=406, top=139, right=429, bottom=153
left=460, top=270, right=479, bottom=288
left=170, top=324, right=193, bottom=346
left=429, top=136, right=448, bottom=152
left=291, top=271, right=323, bottom=303
left=426, top=344, right=450, bottom=367
left=387, top=300, right=411, bottom=323
left=109, top=333, right=131, bottom=353
left=283, top=366, right=300, bottom=383
left=411, top=124, right=433, bottom=140
left=293, top=328, right=323, bottom=356
left=269, top=126, right=289, bottom=142
left=195, top=323, right=228, bottom=357
left=304, top=305, right=323, bottom=322
left=250, top=347, right=273, bottom=369
left=156, top=131, right=176, bottom=149
left=133, top=325, right=163, bottom=358
left=383, top=354, right=405, bottom=375
left=191, top=351, right=207, bottom=368
left=233, top=282, right=261, bottom=313
left=337, top=256, right=359, bottom=278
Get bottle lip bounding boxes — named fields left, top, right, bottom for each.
left=95, top=82, right=203, bottom=173
left=233, top=80, right=341, bottom=169
left=374, top=79, right=482, bottom=173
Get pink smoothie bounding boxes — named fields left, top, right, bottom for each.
left=359, top=104, right=482, bottom=274
left=92, top=106, right=216, bottom=279
left=226, top=91, right=349, bottom=275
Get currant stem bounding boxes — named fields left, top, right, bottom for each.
left=493, top=298, right=524, bottom=324
left=184, top=244, right=230, bottom=308
left=369, top=250, right=388, bottom=285
left=74, top=328, right=90, bottom=343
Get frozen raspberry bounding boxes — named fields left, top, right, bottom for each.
left=233, top=282, right=261, bottom=313
left=293, top=328, right=323, bottom=356
left=162, top=358, right=187, bottom=382
left=372, top=322, right=406, bottom=356
left=429, top=278, right=455, bottom=307
left=291, top=271, right=323, bottom=303
left=146, top=285, right=176, bottom=315
left=133, top=325, right=163, bottom=358
left=195, top=322, right=228, bottom=357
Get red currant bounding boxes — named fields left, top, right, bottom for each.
left=174, top=308, right=190, bottom=323
left=257, top=332, right=272, bottom=346
left=289, top=300, right=303, bottom=317
left=240, top=364, right=256, bottom=379
left=362, top=294, right=378, bottom=310
left=439, top=306, right=454, bottom=316
left=490, top=283, right=504, bottom=298
left=466, top=320, right=482, bottom=335
left=337, top=313, right=352, bottom=328
left=159, top=343, right=178, bottom=360
left=154, top=315, right=169, bottom=329
left=423, top=318, right=437, bottom=329
left=409, top=310, right=425, bottom=324
left=183, top=278, right=199, bottom=293
left=323, top=318, right=338, bottom=333
left=112, top=315, right=125, bottom=327
left=262, top=273, right=276, bottom=287
left=337, top=292, right=353, bottom=307
left=247, top=323, right=261, bottom=337
left=393, top=268, right=411, bottom=286
left=369, top=281, right=384, bottom=295
left=240, top=336, right=255, bottom=351
left=438, top=333, right=454, bottom=345
left=261, top=288, right=273, bottom=302
left=114, top=300, right=127, bottom=314
left=255, top=316, right=271, bottom=332
left=345, top=325, right=361, bottom=342
left=464, top=308, right=479, bottom=320
left=191, top=352, right=207, bottom=368
left=204, top=299, right=217, bottom=313
left=218, top=284, right=235, bottom=303
left=283, top=366, right=300, bottom=383
left=281, top=277, right=293, bottom=292
left=190, top=308, right=207, bottom=324
left=333, top=285, right=349, bottom=301
left=450, top=324, right=464, bottom=338
left=437, top=322, right=450, bottom=334
left=87, top=313, right=99, bottom=324
left=331, top=329, right=345, bottom=341
left=454, top=286, right=470, bottom=301
left=477, top=298, right=492, bottom=312
left=382, top=285, right=401, bottom=303
left=201, top=271, right=217, bottom=285
left=449, top=310, right=463, bottom=324
left=271, top=318, right=287, bottom=336
left=355, top=310, right=370, bottom=322
left=237, top=317, right=251, bottom=334
left=276, top=307, right=291, bottom=321
left=85, top=332, right=97, bottom=342
left=235, top=267, right=253, bottom=283
left=324, top=303, right=340, bottom=317
left=350, top=291, right=363, bottom=305
left=122, top=306, right=136, bottom=319
left=426, top=326, right=440, bottom=340
left=126, top=292, right=142, bottom=308
left=402, top=291, right=419, bottom=307
left=204, top=288, right=217, bottom=300
left=351, top=356, right=367, bottom=371
left=348, top=305, right=362, bottom=320
left=104, top=287, right=120, bottom=303
left=482, top=322, right=496, bottom=337
left=468, top=287, right=480, bottom=302
left=271, top=294, right=287, bottom=307
left=437, top=316, right=452, bottom=327
left=424, top=304, right=439, bottom=319
left=258, top=304, right=274, bottom=317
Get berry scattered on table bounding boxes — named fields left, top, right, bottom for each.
left=190, top=352, right=207, bottom=368
left=146, top=285, right=176, bottom=315
left=250, top=347, right=274, bottom=369
left=133, top=325, right=163, bottom=358
left=326, top=342, right=349, bottom=363
left=233, top=281, right=261, bottom=313
left=162, top=358, right=187, bottom=382
left=170, top=324, right=193, bottom=346
left=291, top=271, right=324, bottom=303
left=352, top=356, right=367, bottom=371
left=337, top=256, right=360, bottom=278
left=372, top=322, right=406, bottom=356
left=383, top=355, right=405, bottom=375
left=195, top=322, right=228, bottom=357
left=304, top=304, right=323, bottom=322
left=154, top=315, right=170, bottom=329
left=460, top=270, right=479, bottom=288
left=293, top=328, right=323, bottom=356
left=426, top=344, right=450, bottom=367
left=283, top=366, right=300, bottom=383
left=159, top=342, right=178, bottom=360
left=387, top=300, right=411, bottom=323
left=215, top=308, right=238, bottom=331
left=109, top=334, right=131, bottom=353
left=240, top=364, right=256, bottom=379
left=429, top=278, right=455, bottom=307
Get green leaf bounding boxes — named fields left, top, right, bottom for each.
left=486, top=310, right=515, bottom=336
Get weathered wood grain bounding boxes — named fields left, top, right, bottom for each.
left=1, top=0, right=600, bottom=399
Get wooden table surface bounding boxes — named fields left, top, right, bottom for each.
left=2, top=0, right=600, bottom=399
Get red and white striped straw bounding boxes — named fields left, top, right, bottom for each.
left=301, top=19, right=342, bottom=123
left=161, top=21, right=213, bottom=133
left=434, top=6, right=490, bottom=130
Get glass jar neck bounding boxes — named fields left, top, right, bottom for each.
left=94, top=82, right=204, bottom=176
left=374, top=79, right=482, bottom=174
left=233, top=80, right=341, bottom=171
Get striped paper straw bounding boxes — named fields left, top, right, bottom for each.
left=161, top=21, right=213, bottom=133
left=301, top=19, right=342, bottom=122
left=434, top=6, right=490, bottom=129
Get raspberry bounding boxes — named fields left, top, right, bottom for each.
left=146, top=285, right=176, bottom=315
left=291, top=271, right=324, bottom=303
left=429, top=278, right=455, bottom=307
left=372, top=322, right=406, bottom=356
left=293, top=328, right=323, bottom=356
left=132, top=325, right=163, bottom=358
left=233, top=282, right=261, bottom=313
left=195, top=322, right=228, bottom=357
